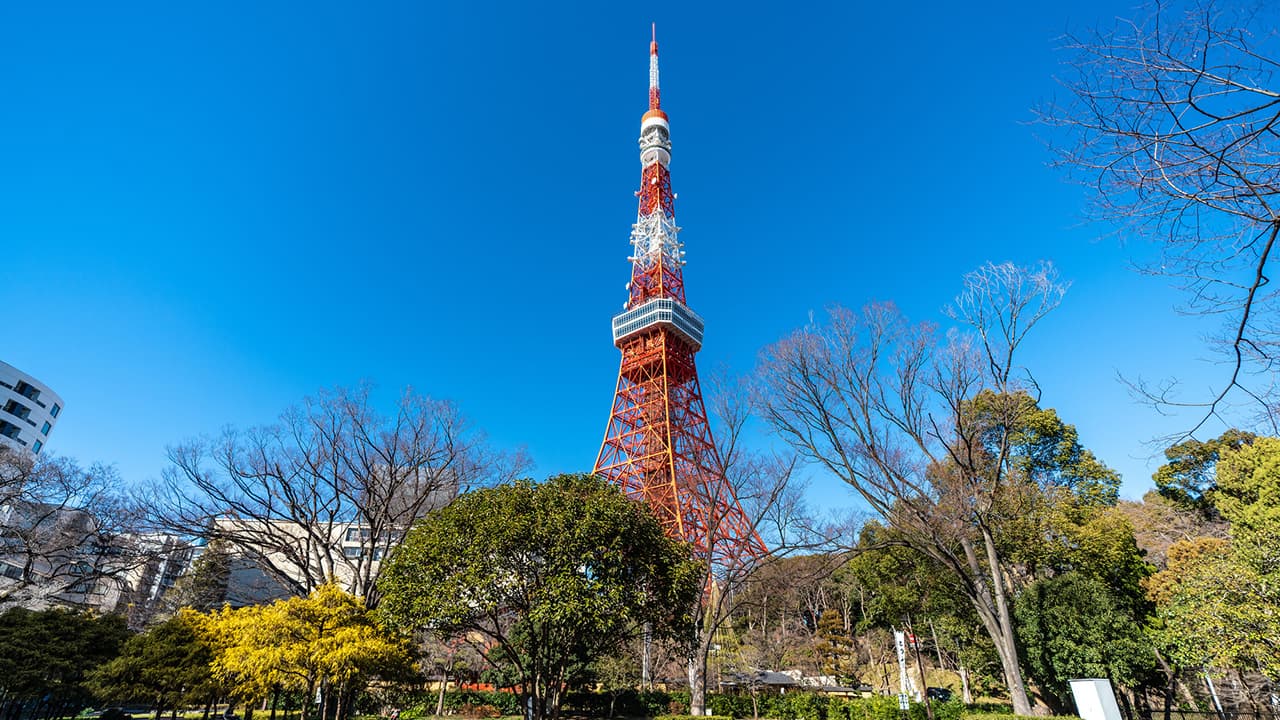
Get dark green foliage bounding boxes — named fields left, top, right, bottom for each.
left=558, top=689, right=680, bottom=718
left=435, top=691, right=520, bottom=716
left=1153, top=429, right=1255, bottom=514
left=85, top=612, right=218, bottom=714
left=837, top=525, right=1002, bottom=691
left=654, top=715, right=732, bottom=720
left=398, top=689, right=686, bottom=719
left=706, top=693, right=964, bottom=720
left=0, top=607, right=131, bottom=718
left=1014, top=572, right=1155, bottom=706
left=397, top=691, right=976, bottom=720
left=158, top=539, right=232, bottom=614
left=378, top=474, right=703, bottom=720
left=965, top=391, right=1121, bottom=506
left=961, top=715, right=1081, bottom=720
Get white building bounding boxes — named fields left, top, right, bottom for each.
left=0, top=499, right=193, bottom=624
left=0, top=361, right=63, bottom=456
left=209, top=517, right=403, bottom=606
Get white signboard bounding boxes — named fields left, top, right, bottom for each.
left=895, top=630, right=911, bottom=709
left=1069, top=678, right=1123, bottom=720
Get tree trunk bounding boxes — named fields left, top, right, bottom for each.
left=1113, top=684, right=1133, bottom=720
left=968, top=530, right=1033, bottom=716
left=959, top=664, right=973, bottom=704
left=928, top=619, right=945, bottom=670
left=689, top=654, right=708, bottom=716
left=436, top=666, right=448, bottom=717
left=302, top=678, right=315, bottom=720
left=688, top=625, right=711, bottom=716
left=909, top=622, right=934, bottom=720
left=642, top=623, right=653, bottom=691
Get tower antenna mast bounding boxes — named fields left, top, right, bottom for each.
left=594, top=27, right=766, bottom=566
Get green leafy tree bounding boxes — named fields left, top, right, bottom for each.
left=1213, top=436, right=1280, bottom=573
left=1014, top=572, right=1156, bottom=710
left=812, top=609, right=858, bottom=685
left=154, top=540, right=232, bottom=619
left=87, top=610, right=219, bottom=719
left=201, top=583, right=412, bottom=720
left=1146, top=437, right=1280, bottom=680
left=756, top=262, right=1125, bottom=715
left=1153, top=430, right=1256, bottom=515
left=839, top=524, right=1001, bottom=700
left=0, top=607, right=131, bottom=719
left=590, top=651, right=640, bottom=719
left=377, top=474, right=703, bottom=720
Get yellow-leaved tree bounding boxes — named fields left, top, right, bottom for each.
left=200, top=583, right=412, bottom=720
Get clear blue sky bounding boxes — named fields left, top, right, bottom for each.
left=0, top=1, right=1235, bottom=505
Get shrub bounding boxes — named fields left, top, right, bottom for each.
left=962, top=715, right=1081, bottom=720
left=708, top=694, right=754, bottom=719
left=703, top=694, right=966, bottom=720
left=962, top=704, right=1013, bottom=714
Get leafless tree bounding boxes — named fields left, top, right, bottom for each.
left=676, top=371, right=851, bottom=715
left=754, top=262, right=1067, bottom=716
left=1119, top=492, right=1228, bottom=568
left=144, top=384, right=526, bottom=609
left=1040, top=0, right=1280, bottom=435
left=0, top=444, right=152, bottom=609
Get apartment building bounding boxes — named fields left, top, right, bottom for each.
left=0, top=361, right=63, bottom=456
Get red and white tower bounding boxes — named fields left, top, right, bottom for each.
left=594, top=28, right=766, bottom=565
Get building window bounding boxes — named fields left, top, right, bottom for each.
left=32, top=440, right=42, bottom=454
left=41, top=422, right=50, bottom=436
left=0, top=563, right=22, bottom=580
left=0, top=421, right=21, bottom=441
left=14, top=381, right=39, bottom=402
left=3, top=400, right=31, bottom=421
left=50, top=404, right=60, bottom=418
left=343, top=546, right=362, bottom=559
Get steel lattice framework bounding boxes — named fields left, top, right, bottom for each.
left=595, top=28, right=767, bottom=566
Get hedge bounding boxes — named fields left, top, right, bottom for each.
left=401, top=691, right=521, bottom=719
left=963, top=715, right=1082, bottom=720
left=383, top=689, right=1076, bottom=720
left=706, top=694, right=966, bottom=720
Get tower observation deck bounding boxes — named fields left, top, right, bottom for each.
left=594, top=28, right=766, bottom=565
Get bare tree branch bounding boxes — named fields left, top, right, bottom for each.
left=141, top=384, right=527, bottom=609
left=755, top=262, right=1071, bottom=716
left=1040, top=0, right=1280, bottom=436
left=0, top=445, right=164, bottom=614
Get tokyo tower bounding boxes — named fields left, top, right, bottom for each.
left=594, top=27, right=766, bottom=565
